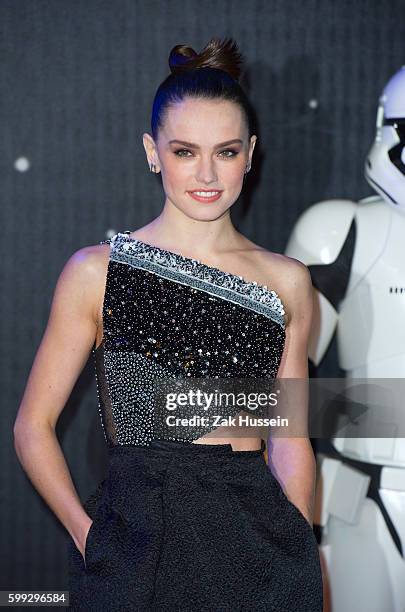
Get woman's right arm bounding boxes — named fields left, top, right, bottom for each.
left=13, top=245, right=107, bottom=560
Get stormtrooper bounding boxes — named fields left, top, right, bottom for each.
left=285, top=66, right=405, bottom=612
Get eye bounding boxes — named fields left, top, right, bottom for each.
left=218, top=149, right=239, bottom=158
left=173, top=149, right=193, bottom=157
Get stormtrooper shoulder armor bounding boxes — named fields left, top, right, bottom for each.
left=285, top=200, right=357, bottom=309
left=285, top=199, right=357, bottom=265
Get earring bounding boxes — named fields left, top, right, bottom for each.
left=243, top=164, right=251, bottom=184
left=149, top=162, right=156, bottom=173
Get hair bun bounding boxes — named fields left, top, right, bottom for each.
left=168, top=37, right=243, bottom=82
left=168, top=45, right=199, bottom=72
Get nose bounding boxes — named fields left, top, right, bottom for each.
left=195, top=156, right=218, bottom=184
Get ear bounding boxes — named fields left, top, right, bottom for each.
left=142, top=133, right=161, bottom=173
left=248, top=135, right=257, bottom=165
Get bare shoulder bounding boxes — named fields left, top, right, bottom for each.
left=241, top=237, right=310, bottom=285
left=65, top=242, right=110, bottom=281
left=243, top=241, right=312, bottom=328
left=60, top=242, right=110, bottom=324
left=264, top=251, right=311, bottom=290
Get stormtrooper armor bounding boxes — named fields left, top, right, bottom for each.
left=284, top=66, right=405, bottom=612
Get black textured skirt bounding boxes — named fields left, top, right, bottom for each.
left=67, top=439, right=323, bottom=611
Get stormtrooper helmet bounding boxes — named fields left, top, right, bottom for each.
left=365, top=66, right=405, bottom=208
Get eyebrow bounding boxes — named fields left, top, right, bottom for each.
left=168, top=139, right=243, bottom=148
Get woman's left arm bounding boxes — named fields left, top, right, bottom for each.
left=267, top=259, right=316, bottom=526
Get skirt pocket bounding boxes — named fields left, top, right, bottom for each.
left=81, top=479, right=108, bottom=572
left=83, top=512, right=100, bottom=571
left=83, top=503, right=131, bottom=576
left=258, top=457, right=315, bottom=539
left=281, top=490, right=315, bottom=538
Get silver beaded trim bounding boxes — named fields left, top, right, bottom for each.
left=101, top=232, right=286, bottom=329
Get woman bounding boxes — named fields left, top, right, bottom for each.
left=14, top=38, right=323, bottom=611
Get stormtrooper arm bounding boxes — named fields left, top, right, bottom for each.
left=284, top=199, right=357, bottom=365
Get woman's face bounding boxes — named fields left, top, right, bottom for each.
left=143, top=97, right=257, bottom=221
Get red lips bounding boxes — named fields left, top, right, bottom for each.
left=187, top=190, right=223, bottom=203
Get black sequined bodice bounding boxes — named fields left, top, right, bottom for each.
left=93, top=231, right=286, bottom=447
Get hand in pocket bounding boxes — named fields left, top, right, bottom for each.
left=81, top=518, right=94, bottom=568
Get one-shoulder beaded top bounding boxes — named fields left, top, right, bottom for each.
left=93, top=231, right=287, bottom=447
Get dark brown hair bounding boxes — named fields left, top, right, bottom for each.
left=151, top=37, right=256, bottom=141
